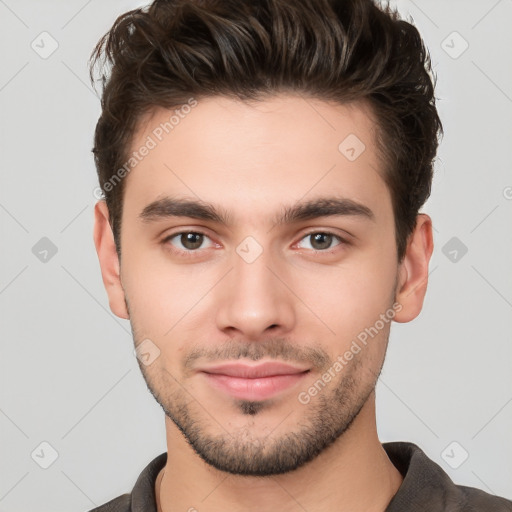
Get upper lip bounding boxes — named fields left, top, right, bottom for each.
left=200, top=361, right=310, bottom=379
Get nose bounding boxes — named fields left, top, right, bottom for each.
left=215, top=245, right=296, bottom=340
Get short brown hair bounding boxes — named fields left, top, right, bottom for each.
left=90, top=0, right=442, bottom=261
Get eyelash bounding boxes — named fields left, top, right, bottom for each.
left=161, top=230, right=349, bottom=258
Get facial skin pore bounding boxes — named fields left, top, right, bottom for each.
left=94, top=94, right=433, bottom=512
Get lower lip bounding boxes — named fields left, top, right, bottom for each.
left=202, top=371, right=309, bottom=401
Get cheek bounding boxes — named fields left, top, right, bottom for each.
left=121, top=246, right=176, bottom=329
left=290, top=252, right=397, bottom=338
left=121, top=245, right=219, bottom=339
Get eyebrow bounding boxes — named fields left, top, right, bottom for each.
left=138, top=196, right=375, bottom=226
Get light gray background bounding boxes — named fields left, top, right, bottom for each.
left=1, top=1, right=511, bottom=510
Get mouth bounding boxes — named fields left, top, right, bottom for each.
left=199, top=361, right=311, bottom=401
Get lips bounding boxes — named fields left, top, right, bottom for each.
left=200, top=361, right=310, bottom=378
left=199, top=361, right=310, bottom=401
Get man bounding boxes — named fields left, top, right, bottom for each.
left=89, top=0, right=512, bottom=510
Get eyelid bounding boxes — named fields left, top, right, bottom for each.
left=298, top=224, right=353, bottom=240
left=161, top=226, right=215, bottom=242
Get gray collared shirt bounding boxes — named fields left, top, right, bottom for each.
left=89, top=442, right=512, bottom=511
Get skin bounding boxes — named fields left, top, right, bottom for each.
left=94, top=94, right=433, bottom=512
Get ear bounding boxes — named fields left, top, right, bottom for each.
left=394, top=214, right=434, bottom=323
left=93, top=200, right=129, bottom=320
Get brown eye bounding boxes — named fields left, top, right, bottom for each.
left=180, top=232, right=204, bottom=250
left=310, top=233, right=334, bottom=250
left=297, top=232, right=343, bottom=251
left=163, top=231, right=214, bottom=254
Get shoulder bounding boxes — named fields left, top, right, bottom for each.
left=84, top=452, right=167, bottom=512
left=87, top=493, right=131, bottom=512
left=455, top=485, right=512, bottom=512
left=383, top=441, right=512, bottom=511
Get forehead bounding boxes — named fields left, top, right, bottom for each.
left=122, top=94, right=390, bottom=223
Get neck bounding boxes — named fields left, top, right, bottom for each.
left=156, top=395, right=402, bottom=512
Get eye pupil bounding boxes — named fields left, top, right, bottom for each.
left=181, top=232, right=203, bottom=250
left=311, top=233, right=333, bottom=250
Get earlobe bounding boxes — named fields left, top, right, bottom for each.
left=394, top=214, right=434, bottom=323
left=93, top=200, right=130, bottom=320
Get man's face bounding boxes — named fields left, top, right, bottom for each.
left=116, top=95, right=401, bottom=475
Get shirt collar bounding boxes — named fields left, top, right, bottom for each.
left=127, top=442, right=455, bottom=511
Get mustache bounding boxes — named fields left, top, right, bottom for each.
left=182, top=337, right=331, bottom=372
